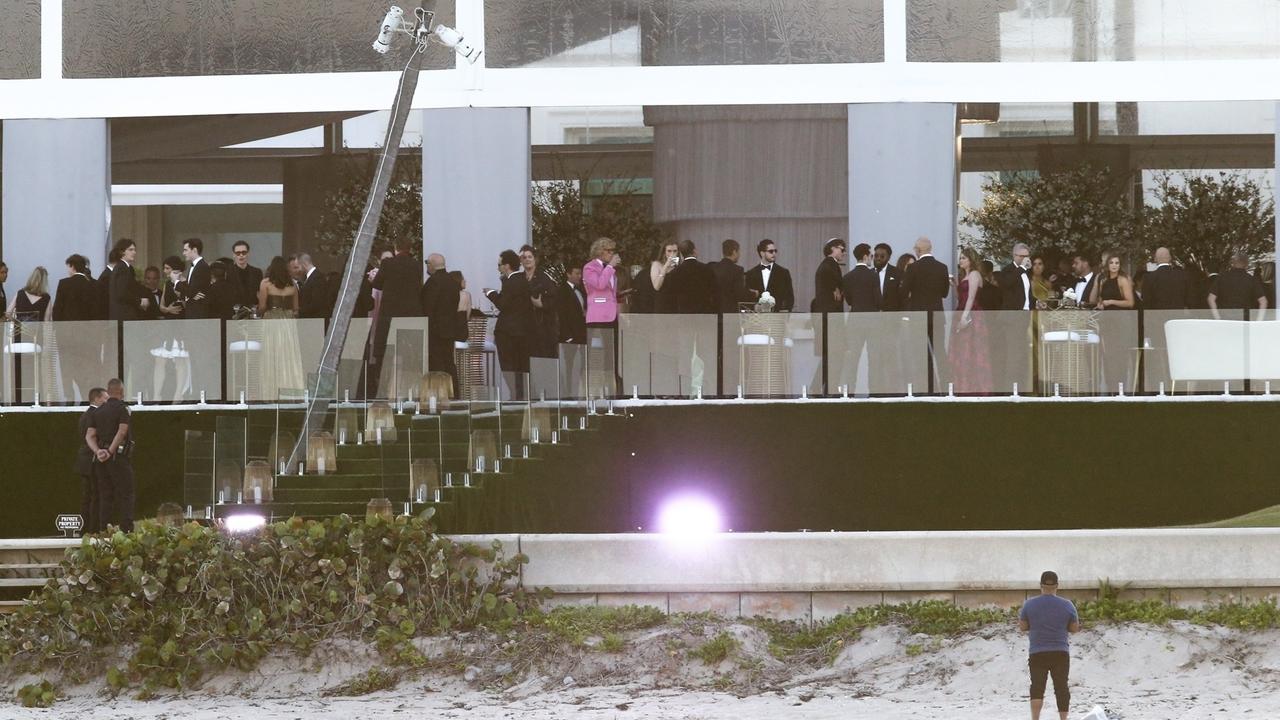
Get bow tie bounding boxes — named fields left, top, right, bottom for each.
left=763, top=265, right=773, bottom=271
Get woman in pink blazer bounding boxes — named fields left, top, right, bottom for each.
left=582, top=237, right=620, bottom=326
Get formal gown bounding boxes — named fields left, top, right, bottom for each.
left=261, top=287, right=306, bottom=401
left=950, top=277, right=992, bottom=394
left=1098, top=277, right=1127, bottom=392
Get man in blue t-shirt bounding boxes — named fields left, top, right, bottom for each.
left=1018, top=570, right=1081, bottom=720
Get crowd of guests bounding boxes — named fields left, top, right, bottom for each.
left=0, top=238, right=338, bottom=324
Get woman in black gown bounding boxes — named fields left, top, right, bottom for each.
left=1090, top=251, right=1136, bottom=393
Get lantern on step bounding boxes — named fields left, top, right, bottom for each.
left=335, top=407, right=362, bottom=445
left=418, top=371, right=454, bottom=413
left=522, top=405, right=552, bottom=443
left=365, top=401, right=398, bottom=443
left=366, top=497, right=393, bottom=522
left=410, top=458, right=440, bottom=503
left=243, top=460, right=274, bottom=503
left=216, top=459, right=243, bottom=504
left=269, top=430, right=296, bottom=474
left=470, top=430, right=497, bottom=473
left=307, top=431, right=337, bottom=475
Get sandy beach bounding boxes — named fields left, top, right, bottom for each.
left=7, top=621, right=1280, bottom=719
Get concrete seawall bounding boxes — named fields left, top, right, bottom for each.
left=9, top=529, right=1280, bottom=622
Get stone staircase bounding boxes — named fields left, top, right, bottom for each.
left=194, top=402, right=621, bottom=534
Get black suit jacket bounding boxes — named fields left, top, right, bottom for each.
left=744, top=264, right=795, bottom=311
left=1144, top=264, right=1189, bottom=310
left=298, top=269, right=329, bottom=319
left=711, top=258, right=749, bottom=313
left=485, top=271, right=534, bottom=338
left=95, top=266, right=113, bottom=320
left=420, top=269, right=463, bottom=343
left=53, top=273, right=97, bottom=322
left=900, top=255, right=950, bottom=312
left=229, top=264, right=264, bottom=309
left=841, top=265, right=881, bottom=312
left=999, top=263, right=1033, bottom=310
left=108, top=262, right=146, bottom=321
left=182, top=259, right=213, bottom=319
left=874, top=264, right=903, bottom=311
left=557, top=282, right=587, bottom=343
left=372, top=254, right=424, bottom=318
left=1076, top=273, right=1099, bottom=308
left=666, top=258, right=719, bottom=314
left=812, top=257, right=844, bottom=313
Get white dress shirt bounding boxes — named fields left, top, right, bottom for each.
left=1074, top=272, right=1094, bottom=300
left=761, top=264, right=773, bottom=290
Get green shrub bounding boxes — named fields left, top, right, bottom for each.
left=523, top=605, right=667, bottom=646
left=321, top=667, right=401, bottom=697
left=691, top=632, right=739, bottom=664
left=0, top=514, right=530, bottom=693
left=16, top=680, right=57, bottom=708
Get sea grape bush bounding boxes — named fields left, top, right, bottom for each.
left=0, top=512, right=530, bottom=694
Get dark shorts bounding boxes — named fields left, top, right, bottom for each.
left=1028, top=651, right=1070, bottom=712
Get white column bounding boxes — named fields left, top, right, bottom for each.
left=421, top=107, right=530, bottom=297
left=848, top=103, right=959, bottom=277
left=1275, top=102, right=1280, bottom=267
left=2, top=118, right=111, bottom=279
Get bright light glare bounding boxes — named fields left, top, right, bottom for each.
left=225, top=514, right=266, bottom=533
left=656, top=496, right=723, bottom=536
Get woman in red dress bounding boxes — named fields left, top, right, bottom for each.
left=950, top=246, right=992, bottom=394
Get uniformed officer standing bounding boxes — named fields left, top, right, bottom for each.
left=76, top=388, right=107, bottom=534
left=86, top=378, right=135, bottom=532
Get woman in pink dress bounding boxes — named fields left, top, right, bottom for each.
left=950, top=247, right=992, bottom=394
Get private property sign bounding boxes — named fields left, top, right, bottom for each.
left=55, top=514, right=83, bottom=536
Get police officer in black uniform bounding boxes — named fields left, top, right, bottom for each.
left=76, top=388, right=107, bottom=534
left=86, top=378, right=135, bottom=532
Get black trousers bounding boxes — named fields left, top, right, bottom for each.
left=495, top=332, right=530, bottom=400
left=428, top=336, right=459, bottom=396
left=80, top=472, right=100, bottom=534
left=1028, top=651, right=1070, bottom=712
left=95, top=457, right=136, bottom=533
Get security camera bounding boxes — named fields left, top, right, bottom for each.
left=372, top=6, right=405, bottom=54
left=432, top=24, right=482, bottom=64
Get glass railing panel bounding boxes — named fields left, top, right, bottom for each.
left=336, top=317, right=374, bottom=402
left=1247, top=310, right=1280, bottom=391
left=122, top=319, right=221, bottom=403
left=827, top=311, right=930, bottom=396
left=226, top=318, right=324, bottom=402
left=183, top=429, right=216, bottom=521
left=619, top=313, right=717, bottom=398
left=379, top=317, right=429, bottom=404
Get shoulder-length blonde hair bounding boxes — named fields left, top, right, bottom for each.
left=589, top=237, right=616, bottom=260
left=23, top=266, right=48, bottom=296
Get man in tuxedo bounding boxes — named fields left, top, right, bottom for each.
left=997, top=242, right=1036, bottom=392
left=663, top=240, right=718, bottom=395
left=867, top=243, right=907, bottom=393
left=369, top=238, right=424, bottom=394
left=96, top=248, right=120, bottom=321
left=900, top=237, right=949, bottom=312
left=872, top=243, right=902, bottom=311
left=228, top=241, right=263, bottom=310
left=812, top=238, right=845, bottom=313
left=295, top=253, right=330, bottom=319
left=557, top=265, right=589, bottom=395
left=53, top=254, right=98, bottom=321
left=744, top=239, right=795, bottom=311
left=1071, top=254, right=1097, bottom=308
left=139, top=266, right=164, bottom=319
left=484, top=250, right=534, bottom=399
left=420, top=252, right=461, bottom=391
left=109, top=239, right=151, bottom=321
left=711, top=239, right=750, bottom=313
left=1000, top=243, right=1034, bottom=311
left=899, top=237, right=950, bottom=391
left=1208, top=251, right=1267, bottom=318
left=1143, top=247, right=1189, bottom=310
left=180, top=238, right=212, bottom=319
left=839, top=243, right=880, bottom=387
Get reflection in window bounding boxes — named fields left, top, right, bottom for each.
left=63, top=0, right=456, bottom=78
left=0, top=0, right=40, bottom=79
left=910, top=0, right=1280, bottom=63
left=485, top=0, right=883, bottom=68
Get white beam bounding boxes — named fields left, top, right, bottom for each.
left=5, top=60, right=1280, bottom=120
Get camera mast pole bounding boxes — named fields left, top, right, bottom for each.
left=284, top=6, right=429, bottom=475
